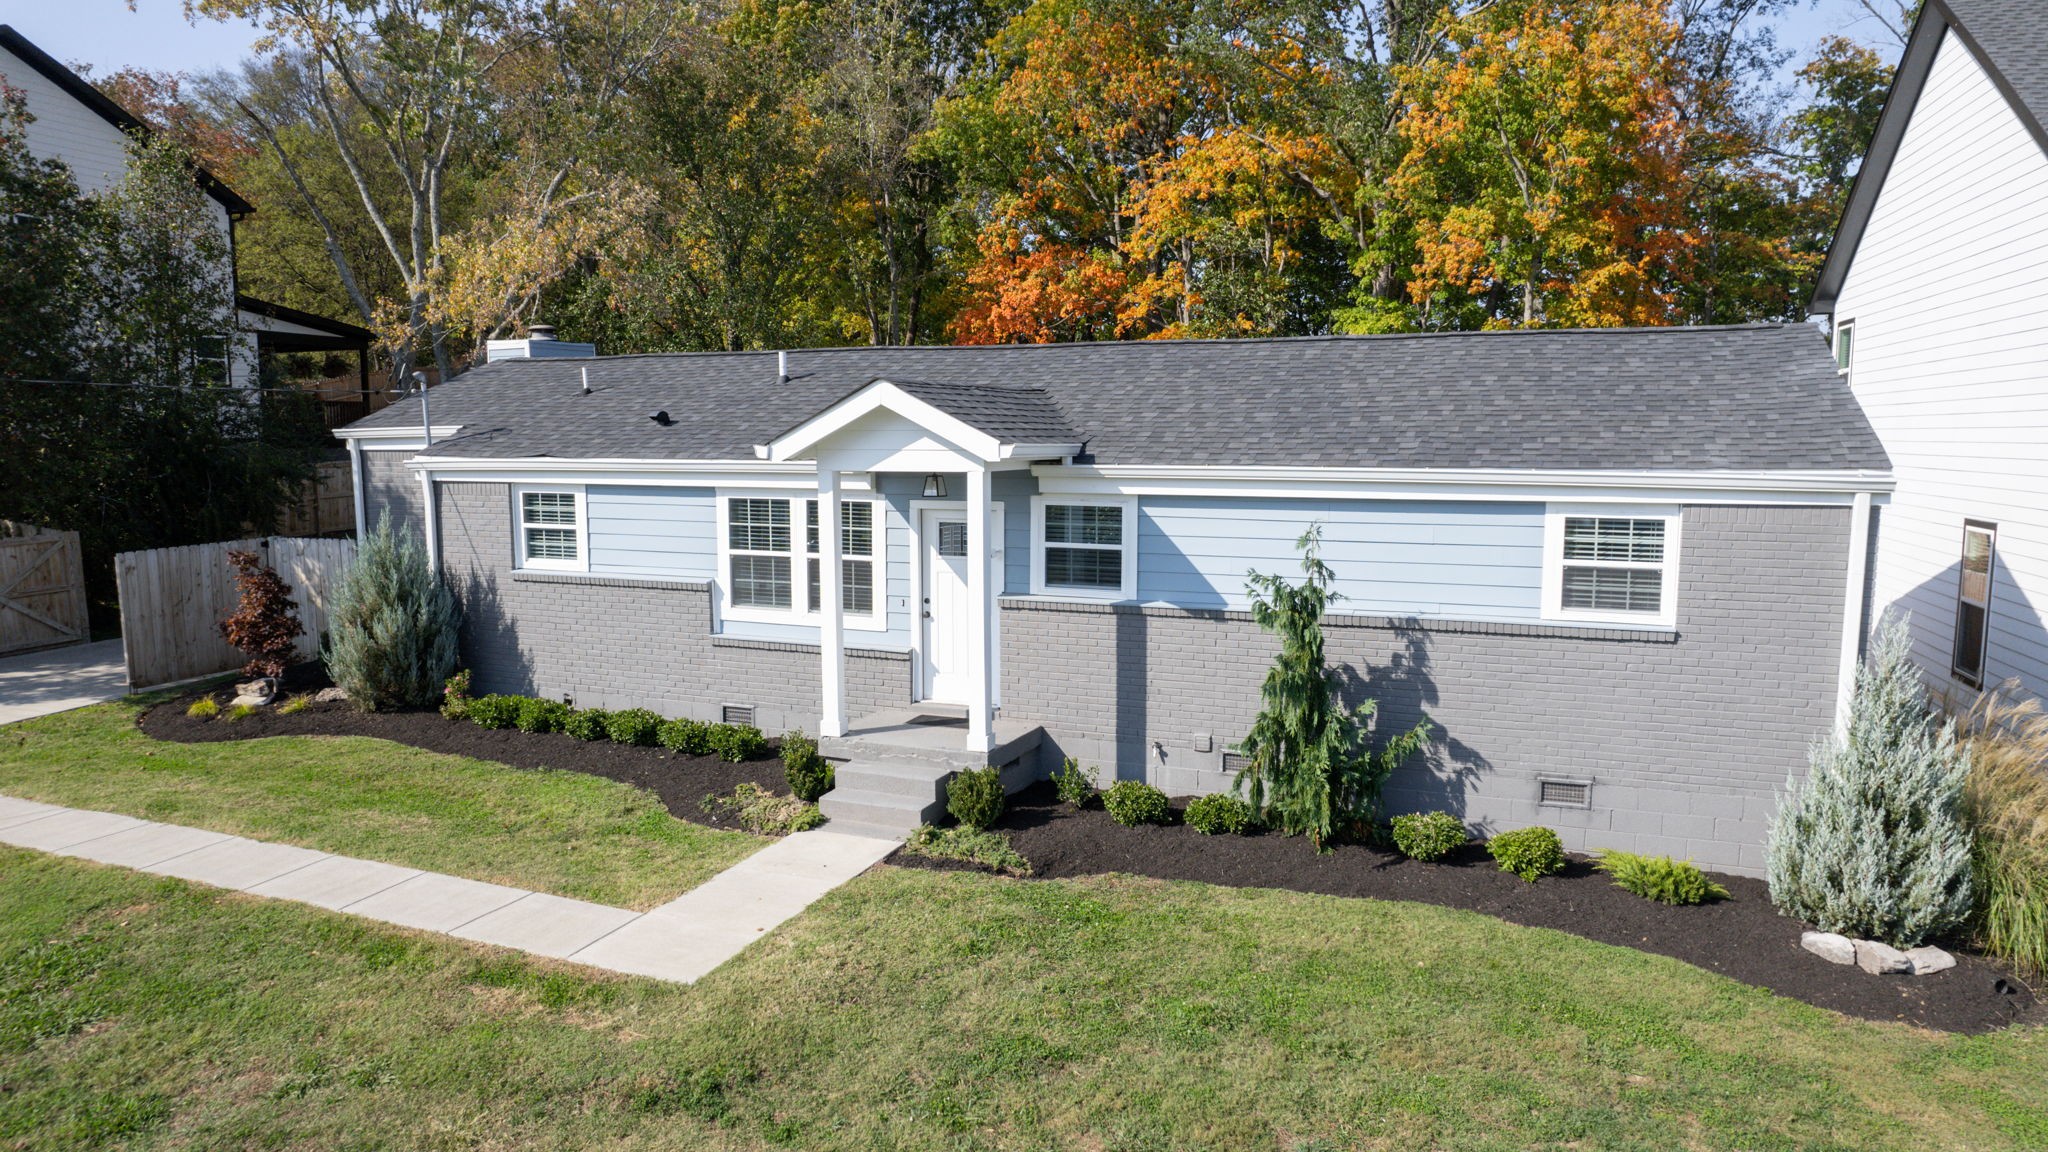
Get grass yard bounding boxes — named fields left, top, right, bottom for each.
left=0, top=699, right=760, bottom=909
left=3, top=851, right=2045, bottom=1151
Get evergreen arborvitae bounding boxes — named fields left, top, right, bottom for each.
left=1235, top=526, right=1430, bottom=848
left=1767, top=615, right=1974, bottom=946
left=325, top=512, right=461, bottom=710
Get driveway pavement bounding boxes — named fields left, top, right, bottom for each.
left=0, top=639, right=129, bottom=725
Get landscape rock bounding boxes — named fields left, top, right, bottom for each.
left=311, top=687, right=350, bottom=704
left=1905, top=946, right=1956, bottom=975
left=1801, top=931, right=1857, bottom=966
left=1854, top=940, right=1913, bottom=975
left=231, top=678, right=277, bottom=707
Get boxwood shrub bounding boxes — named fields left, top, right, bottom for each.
left=1390, top=811, right=1469, bottom=862
left=514, top=697, right=572, bottom=734
left=947, top=766, right=1005, bottom=831
left=1488, top=826, right=1567, bottom=882
left=706, top=723, right=767, bottom=763
left=1103, top=780, right=1170, bottom=827
left=564, top=708, right=610, bottom=742
left=604, top=708, right=664, bottom=747
left=782, top=731, right=835, bottom=802
left=1595, top=850, right=1730, bottom=905
left=465, top=694, right=520, bottom=730
left=1185, top=793, right=1255, bottom=835
left=659, top=717, right=712, bottom=756
left=1052, top=756, right=1096, bottom=809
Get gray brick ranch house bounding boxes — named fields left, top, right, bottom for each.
left=337, top=324, right=1891, bottom=873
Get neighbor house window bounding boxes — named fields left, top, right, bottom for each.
left=720, top=494, right=884, bottom=628
left=1952, top=521, right=1996, bottom=688
left=1030, top=497, right=1136, bottom=600
left=1542, top=507, right=1679, bottom=627
left=516, top=488, right=584, bottom=571
left=1834, top=320, right=1854, bottom=375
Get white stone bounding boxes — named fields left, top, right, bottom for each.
left=1801, top=931, right=1857, bottom=965
left=311, top=687, right=349, bottom=704
left=1905, top=945, right=1956, bottom=975
left=232, top=678, right=277, bottom=706
left=1854, top=939, right=1913, bottom=975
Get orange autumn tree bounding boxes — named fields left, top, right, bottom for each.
left=1389, top=0, right=1698, bottom=328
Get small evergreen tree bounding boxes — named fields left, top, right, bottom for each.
left=1234, top=527, right=1432, bottom=848
left=219, top=549, right=304, bottom=679
left=325, top=512, right=461, bottom=710
left=1767, top=615, right=1974, bottom=947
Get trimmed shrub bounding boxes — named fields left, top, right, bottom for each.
left=782, top=732, right=835, bottom=802
left=1103, top=780, right=1170, bottom=827
left=185, top=696, right=219, bottom=719
left=440, top=670, right=472, bottom=719
left=706, top=723, right=767, bottom=763
left=947, top=766, right=1005, bottom=831
left=1390, top=811, right=1468, bottom=862
left=326, top=512, right=461, bottom=710
left=1768, top=617, right=1973, bottom=947
left=1595, top=850, right=1730, bottom=906
left=604, top=708, right=663, bottom=747
left=564, top=708, right=611, bottom=742
left=902, top=825, right=1033, bottom=876
left=1489, top=826, right=1566, bottom=882
left=219, top=549, right=304, bottom=679
left=515, top=697, right=572, bottom=734
left=701, top=783, right=823, bottom=835
left=1052, top=757, right=1096, bottom=809
left=658, top=717, right=712, bottom=757
left=1185, top=793, right=1255, bottom=835
left=465, top=694, right=520, bottom=730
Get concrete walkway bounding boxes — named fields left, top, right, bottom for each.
left=0, top=639, right=128, bottom=726
left=0, top=793, right=899, bottom=984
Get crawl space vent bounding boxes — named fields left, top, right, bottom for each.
left=721, top=704, right=756, bottom=726
left=1538, top=778, right=1593, bottom=809
left=1221, top=752, right=1251, bottom=773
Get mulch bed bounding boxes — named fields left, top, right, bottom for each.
left=890, top=782, right=2043, bottom=1035
left=137, top=665, right=785, bottom=833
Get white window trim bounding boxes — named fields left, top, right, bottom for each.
left=715, top=490, right=888, bottom=632
left=513, top=485, right=588, bottom=573
left=1834, top=318, right=1854, bottom=378
left=1539, top=504, right=1680, bottom=629
left=1029, top=495, right=1138, bottom=601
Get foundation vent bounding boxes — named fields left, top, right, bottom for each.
left=721, top=704, right=756, bottom=726
left=1221, top=751, right=1251, bottom=774
left=1538, top=778, right=1593, bottom=809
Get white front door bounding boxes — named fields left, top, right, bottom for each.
left=921, top=509, right=974, bottom=704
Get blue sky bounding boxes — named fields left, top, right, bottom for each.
left=4, top=0, right=1907, bottom=83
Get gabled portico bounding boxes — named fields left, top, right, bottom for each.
left=757, top=378, right=1081, bottom=755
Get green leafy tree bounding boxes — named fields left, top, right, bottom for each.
left=1235, top=526, right=1431, bottom=847
left=1767, top=616, right=1975, bottom=947
left=326, top=512, right=462, bottom=710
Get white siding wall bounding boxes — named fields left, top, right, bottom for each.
left=1833, top=27, right=2048, bottom=697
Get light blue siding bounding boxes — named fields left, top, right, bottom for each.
left=1137, top=497, right=1544, bottom=620
left=586, top=486, right=716, bottom=578
left=994, top=470, right=1035, bottom=595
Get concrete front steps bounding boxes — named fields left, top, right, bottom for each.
left=818, top=709, right=1044, bottom=838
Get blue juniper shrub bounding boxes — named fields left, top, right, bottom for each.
left=947, top=766, right=1005, bottom=831
left=1185, top=793, right=1256, bottom=835
left=1488, top=826, right=1567, bottom=882
left=564, top=708, right=611, bottom=742
left=1102, top=780, right=1171, bottom=827
left=1390, top=811, right=1469, bottom=862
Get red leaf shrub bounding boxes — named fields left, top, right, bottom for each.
left=219, top=549, right=305, bottom=679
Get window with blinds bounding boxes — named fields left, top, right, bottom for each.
left=1952, top=522, right=1996, bottom=688
left=517, top=489, right=582, bottom=570
left=723, top=496, right=882, bottom=623
left=1560, top=517, right=1666, bottom=616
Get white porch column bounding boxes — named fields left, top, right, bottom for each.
left=819, top=469, right=847, bottom=738
left=965, top=464, right=993, bottom=753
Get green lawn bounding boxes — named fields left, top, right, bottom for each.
left=0, top=699, right=760, bottom=909
left=1, top=853, right=2044, bottom=1151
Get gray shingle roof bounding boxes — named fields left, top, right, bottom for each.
left=880, top=381, right=1080, bottom=446
left=348, top=324, right=1889, bottom=473
left=1942, top=0, right=2048, bottom=138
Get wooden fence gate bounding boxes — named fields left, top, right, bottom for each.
left=115, top=536, right=356, bottom=688
left=0, top=522, right=90, bottom=657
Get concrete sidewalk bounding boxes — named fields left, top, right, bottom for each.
left=0, top=639, right=129, bottom=726
left=0, top=793, right=899, bottom=983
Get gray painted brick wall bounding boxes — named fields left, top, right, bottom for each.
left=434, top=481, right=911, bottom=735
left=360, top=451, right=426, bottom=538
left=998, top=504, right=1851, bottom=875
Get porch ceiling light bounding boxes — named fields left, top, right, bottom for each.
left=922, top=473, right=946, bottom=498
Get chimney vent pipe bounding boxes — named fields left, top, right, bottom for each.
left=777, top=350, right=788, bottom=386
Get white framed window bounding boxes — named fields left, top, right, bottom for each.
left=514, top=487, right=586, bottom=572
left=1030, top=496, right=1137, bottom=600
left=716, top=493, right=885, bottom=630
left=1540, top=505, right=1680, bottom=628
left=1834, top=319, right=1854, bottom=376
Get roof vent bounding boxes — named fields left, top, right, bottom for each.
left=486, top=321, right=595, bottom=363
left=527, top=322, right=557, bottom=341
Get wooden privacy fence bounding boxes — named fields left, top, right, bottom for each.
left=0, top=522, right=89, bottom=657
left=115, top=536, right=357, bottom=688
left=278, top=459, right=357, bottom=538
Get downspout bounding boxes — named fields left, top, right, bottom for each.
left=1834, top=490, right=1875, bottom=736
left=348, top=437, right=367, bottom=540
left=419, top=467, right=440, bottom=575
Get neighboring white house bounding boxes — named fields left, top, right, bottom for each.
left=0, top=24, right=368, bottom=386
left=1811, top=0, right=2048, bottom=701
